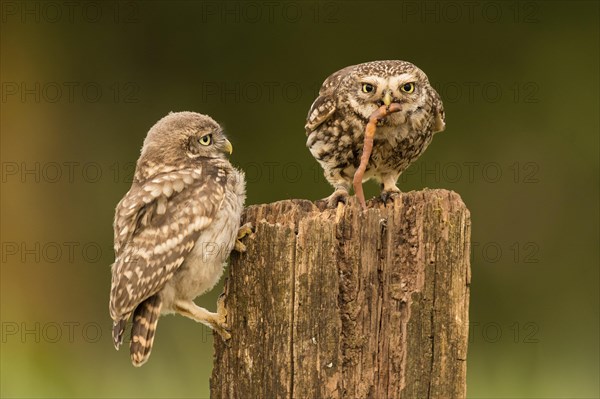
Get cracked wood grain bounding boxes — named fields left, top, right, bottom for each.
left=211, top=189, right=471, bottom=399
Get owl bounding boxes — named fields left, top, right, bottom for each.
left=109, top=111, right=248, bottom=367
left=305, top=60, right=445, bottom=206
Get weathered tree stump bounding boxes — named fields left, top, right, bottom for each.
left=211, top=189, right=471, bottom=399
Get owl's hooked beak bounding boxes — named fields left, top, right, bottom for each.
left=223, top=139, right=233, bottom=155
left=382, top=91, right=393, bottom=107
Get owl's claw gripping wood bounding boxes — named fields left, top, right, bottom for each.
left=173, top=299, right=231, bottom=342
left=353, top=103, right=403, bottom=209
left=215, top=293, right=231, bottom=342
left=234, top=223, right=253, bottom=253
left=380, top=187, right=401, bottom=203
left=326, top=188, right=349, bottom=207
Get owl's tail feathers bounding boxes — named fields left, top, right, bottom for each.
left=112, top=319, right=127, bottom=350
left=130, top=295, right=162, bottom=367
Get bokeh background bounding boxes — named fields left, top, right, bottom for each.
left=1, top=1, right=598, bottom=398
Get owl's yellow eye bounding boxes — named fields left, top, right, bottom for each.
left=198, top=134, right=212, bottom=146
left=401, top=82, right=415, bottom=93
left=362, top=83, right=375, bottom=93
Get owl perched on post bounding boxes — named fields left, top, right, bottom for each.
left=109, top=111, right=248, bottom=367
left=305, top=60, right=445, bottom=206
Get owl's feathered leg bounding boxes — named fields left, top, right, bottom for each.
left=174, top=298, right=231, bottom=341
left=379, top=174, right=401, bottom=203
left=321, top=167, right=351, bottom=207
left=130, top=295, right=162, bottom=367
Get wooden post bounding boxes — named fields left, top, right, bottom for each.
left=211, top=189, right=471, bottom=399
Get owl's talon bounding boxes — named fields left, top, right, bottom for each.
left=215, top=294, right=231, bottom=342
left=380, top=188, right=401, bottom=203
left=217, top=292, right=228, bottom=318
left=234, top=241, right=246, bottom=253
left=326, top=189, right=349, bottom=208
left=215, top=325, right=231, bottom=342
left=237, top=223, right=253, bottom=239
left=234, top=223, right=253, bottom=253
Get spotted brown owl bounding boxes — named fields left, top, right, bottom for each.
left=109, top=111, right=247, bottom=367
left=305, top=60, right=445, bottom=206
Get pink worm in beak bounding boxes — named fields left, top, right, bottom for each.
left=353, top=103, right=403, bottom=209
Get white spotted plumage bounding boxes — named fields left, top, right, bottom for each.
left=305, top=60, right=445, bottom=206
left=109, top=111, right=246, bottom=366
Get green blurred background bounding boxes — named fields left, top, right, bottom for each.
left=1, top=1, right=598, bottom=398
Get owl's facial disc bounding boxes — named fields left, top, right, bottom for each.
left=357, top=75, right=415, bottom=108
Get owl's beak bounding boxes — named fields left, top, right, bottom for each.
left=223, top=139, right=233, bottom=155
left=382, top=91, right=393, bottom=107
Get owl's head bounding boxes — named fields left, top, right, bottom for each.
left=141, top=111, right=233, bottom=165
left=342, top=60, right=433, bottom=121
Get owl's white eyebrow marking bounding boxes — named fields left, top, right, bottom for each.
left=390, top=74, right=418, bottom=87
left=359, top=76, right=387, bottom=86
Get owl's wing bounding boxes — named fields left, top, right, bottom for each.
left=109, top=166, right=226, bottom=321
left=430, top=86, right=446, bottom=133
left=305, top=96, right=336, bottom=134
left=304, top=65, right=355, bottom=134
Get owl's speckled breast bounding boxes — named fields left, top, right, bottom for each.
left=370, top=122, right=435, bottom=174
left=159, top=168, right=245, bottom=313
left=309, top=110, right=436, bottom=182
